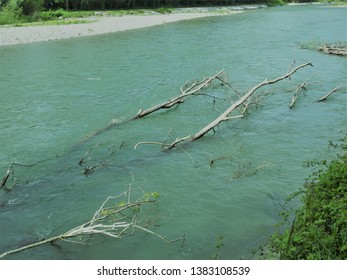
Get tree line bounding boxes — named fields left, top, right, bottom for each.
left=0, top=0, right=315, bottom=17
left=46, top=0, right=270, bottom=10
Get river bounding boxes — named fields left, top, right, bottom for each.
left=0, top=4, right=346, bottom=259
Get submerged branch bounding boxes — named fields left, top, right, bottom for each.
left=317, top=87, right=340, bottom=102
left=289, top=81, right=308, bottom=109
left=1, top=165, right=13, bottom=189
left=82, top=70, right=225, bottom=143
left=1, top=159, right=53, bottom=190
left=0, top=188, right=172, bottom=259
left=190, top=62, right=313, bottom=142
left=135, top=62, right=312, bottom=150
left=318, top=45, right=347, bottom=56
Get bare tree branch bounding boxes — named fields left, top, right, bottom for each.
left=289, top=81, right=308, bottom=109
left=0, top=189, right=174, bottom=259
left=162, top=62, right=313, bottom=149
left=83, top=70, right=225, bottom=142
left=317, top=87, right=340, bottom=102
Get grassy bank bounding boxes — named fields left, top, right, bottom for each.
left=0, top=4, right=173, bottom=26
left=268, top=136, right=347, bottom=259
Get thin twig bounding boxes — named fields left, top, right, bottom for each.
left=79, top=143, right=99, bottom=166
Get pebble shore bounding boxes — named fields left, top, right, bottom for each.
left=0, top=12, right=242, bottom=47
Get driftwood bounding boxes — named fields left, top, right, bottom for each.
left=0, top=165, right=13, bottom=189
left=0, top=189, right=174, bottom=259
left=233, top=160, right=274, bottom=179
left=318, top=45, right=347, bottom=56
left=136, top=62, right=312, bottom=150
left=289, top=81, right=308, bottom=109
left=83, top=70, right=225, bottom=141
left=134, top=70, right=225, bottom=119
left=188, top=62, right=312, bottom=143
left=317, top=87, right=340, bottom=102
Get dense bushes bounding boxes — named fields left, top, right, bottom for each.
left=3, top=0, right=339, bottom=25
left=0, top=0, right=23, bottom=24
left=0, top=0, right=43, bottom=24
left=270, top=136, right=347, bottom=259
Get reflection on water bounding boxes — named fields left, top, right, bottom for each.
left=0, top=5, right=346, bottom=259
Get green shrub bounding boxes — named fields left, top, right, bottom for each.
left=155, top=7, right=172, bottom=14
left=39, top=8, right=64, bottom=20
left=269, top=136, right=347, bottom=259
left=0, top=0, right=43, bottom=24
left=0, top=0, right=23, bottom=24
left=267, top=0, right=286, bottom=7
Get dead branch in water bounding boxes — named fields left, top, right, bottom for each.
left=289, top=81, right=308, bottom=109
left=83, top=70, right=225, bottom=141
left=134, top=70, right=225, bottom=119
left=233, top=160, right=274, bottom=179
left=190, top=62, right=312, bottom=143
left=78, top=143, right=99, bottom=166
left=82, top=161, right=107, bottom=176
left=318, top=45, right=347, bottom=56
left=209, top=154, right=234, bottom=168
left=138, top=62, right=312, bottom=150
left=0, top=188, right=176, bottom=259
left=0, top=165, right=13, bottom=189
left=134, top=136, right=192, bottom=150
left=317, top=87, right=340, bottom=102
left=1, top=159, right=52, bottom=190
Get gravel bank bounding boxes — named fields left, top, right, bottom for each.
left=0, top=12, right=241, bottom=47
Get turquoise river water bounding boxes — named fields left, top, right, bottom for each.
left=0, top=5, right=346, bottom=259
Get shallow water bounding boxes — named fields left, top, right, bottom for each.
left=0, top=5, right=346, bottom=259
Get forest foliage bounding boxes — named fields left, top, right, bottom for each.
left=1, top=0, right=339, bottom=25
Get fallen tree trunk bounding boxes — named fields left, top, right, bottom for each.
left=191, top=62, right=312, bottom=142
left=83, top=70, right=225, bottom=141
left=135, top=62, right=312, bottom=150
left=133, top=70, right=225, bottom=119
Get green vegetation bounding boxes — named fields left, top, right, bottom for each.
left=269, top=136, right=347, bottom=259
left=154, top=6, right=172, bottom=13
left=0, top=0, right=24, bottom=24
left=212, top=234, right=224, bottom=259
left=266, top=0, right=285, bottom=7
left=0, top=0, right=288, bottom=26
left=0, top=0, right=45, bottom=24
left=318, top=0, right=347, bottom=4
left=4, top=0, right=342, bottom=26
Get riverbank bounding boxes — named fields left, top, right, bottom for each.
left=0, top=11, right=242, bottom=47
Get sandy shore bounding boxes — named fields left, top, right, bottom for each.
left=0, top=12, right=241, bottom=47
